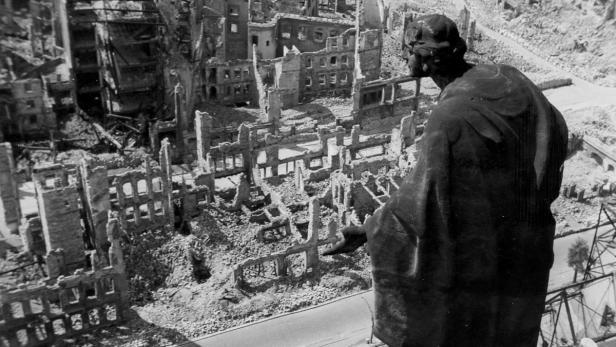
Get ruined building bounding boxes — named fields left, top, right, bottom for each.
left=63, top=0, right=163, bottom=117
left=149, top=0, right=387, bottom=162
left=0, top=0, right=74, bottom=140
left=0, top=50, right=60, bottom=140
left=11, top=0, right=386, bottom=146
left=158, top=0, right=385, bottom=108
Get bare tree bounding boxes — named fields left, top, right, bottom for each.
left=567, top=237, right=590, bottom=283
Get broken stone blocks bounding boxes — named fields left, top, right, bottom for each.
left=562, top=184, right=586, bottom=202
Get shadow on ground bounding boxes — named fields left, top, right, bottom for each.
left=68, top=309, right=202, bottom=347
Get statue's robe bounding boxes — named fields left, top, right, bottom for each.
left=367, top=64, right=568, bottom=347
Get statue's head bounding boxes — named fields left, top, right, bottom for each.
left=402, top=14, right=467, bottom=78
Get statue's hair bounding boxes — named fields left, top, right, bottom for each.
left=401, top=14, right=467, bottom=66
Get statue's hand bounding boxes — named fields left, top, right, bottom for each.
left=322, top=225, right=368, bottom=256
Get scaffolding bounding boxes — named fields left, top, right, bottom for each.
left=537, top=201, right=616, bottom=346
left=540, top=273, right=616, bottom=346
left=584, top=201, right=616, bottom=281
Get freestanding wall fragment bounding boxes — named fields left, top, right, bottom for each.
left=0, top=214, right=130, bottom=346
left=0, top=142, right=20, bottom=236
left=35, top=179, right=84, bottom=272
left=195, top=110, right=213, bottom=171
left=80, top=161, right=111, bottom=256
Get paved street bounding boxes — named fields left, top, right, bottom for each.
left=181, top=291, right=376, bottom=347
left=182, top=222, right=616, bottom=347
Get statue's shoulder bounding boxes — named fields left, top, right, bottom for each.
left=441, top=64, right=536, bottom=105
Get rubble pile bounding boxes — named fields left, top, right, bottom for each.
left=470, top=0, right=616, bottom=86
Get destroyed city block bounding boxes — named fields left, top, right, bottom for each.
left=1, top=0, right=616, bottom=346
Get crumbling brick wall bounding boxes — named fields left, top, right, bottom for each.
left=0, top=215, right=129, bottom=347
left=248, top=23, right=278, bottom=59
left=351, top=75, right=420, bottom=125
left=18, top=216, right=44, bottom=257
left=108, top=159, right=173, bottom=235
left=10, top=78, right=56, bottom=137
left=201, top=60, right=256, bottom=106
left=33, top=167, right=85, bottom=273
left=0, top=143, right=20, bottom=235
left=196, top=110, right=254, bottom=180
left=329, top=116, right=414, bottom=226
left=250, top=0, right=319, bottom=20
left=274, top=14, right=354, bottom=57
left=299, top=29, right=356, bottom=101
left=355, top=29, right=383, bottom=81
left=226, top=0, right=250, bottom=59
left=80, top=163, right=110, bottom=255
left=233, top=198, right=326, bottom=287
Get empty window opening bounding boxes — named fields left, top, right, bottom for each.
left=310, top=158, right=323, bottom=168
left=104, top=305, right=117, bottom=321
left=318, top=74, right=326, bottom=86
left=71, top=314, right=83, bottom=331
left=137, top=179, right=147, bottom=195
left=298, top=26, right=307, bottom=40
left=329, top=30, right=338, bottom=38
left=281, top=24, right=292, bottom=39
left=362, top=90, right=383, bottom=105
left=101, top=277, right=115, bottom=294
left=235, top=154, right=244, bottom=167
left=330, top=56, right=337, bottom=65
left=88, top=308, right=101, bottom=326
left=154, top=201, right=164, bottom=215
left=152, top=177, right=163, bottom=192
left=306, top=58, right=312, bottom=68
left=252, top=35, right=259, bottom=45
left=125, top=207, right=135, bottom=222
left=10, top=302, right=24, bottom=318
left=139, top=204, right=149, bottom=219
left=209, top=68, right=217, bottom=83
left=329, top=73, right=337, bottom=87
left=122, top=182, right=133, bottom=197
left=30, top=298, right=44, bottom=314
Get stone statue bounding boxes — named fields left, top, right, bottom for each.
left=324, top=14, right=568, bottom=347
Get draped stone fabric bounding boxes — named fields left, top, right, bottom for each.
left=366, top=64, right=568, bottom=347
